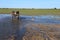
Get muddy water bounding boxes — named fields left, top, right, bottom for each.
left=0, top=14, right=60, bottom=40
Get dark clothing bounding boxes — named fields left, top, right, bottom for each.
left=16, top=11, right=19, bottom=14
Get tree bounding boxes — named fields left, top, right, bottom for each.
left=54, top=8, right=57, bottom=9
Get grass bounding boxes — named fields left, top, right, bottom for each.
left=0, top=8, right=60, bottom=16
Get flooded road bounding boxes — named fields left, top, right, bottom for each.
left=0, top=14, right=60, bottom=40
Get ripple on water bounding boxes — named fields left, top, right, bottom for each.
left=0, top=14, right=60, bottom=24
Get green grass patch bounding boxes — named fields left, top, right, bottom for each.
left=0, top=8, right=60, bottom=16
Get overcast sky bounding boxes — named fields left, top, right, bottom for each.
left=0, top=0, right=60, bottom=8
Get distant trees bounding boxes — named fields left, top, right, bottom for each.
left=54, top=8, right=57, bottom=9
left=32, top=8, right=34, bottom=10
left=0, top=8, right=9, bottom=9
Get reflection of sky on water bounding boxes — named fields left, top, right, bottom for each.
left=0, top=14, right=60, bottom=24
left=0, top=14, right=60, bottom=40
left=20, top=15, right=60, bottom=24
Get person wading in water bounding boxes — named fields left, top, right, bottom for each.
left=16, top=11, right=19, bottom=19
left=11, top=11, right=19, bottom=20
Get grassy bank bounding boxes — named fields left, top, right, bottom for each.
left=0, top=8, right=60, bottom=15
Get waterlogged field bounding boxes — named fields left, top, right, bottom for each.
left=0, top=14, right=60, bottom=40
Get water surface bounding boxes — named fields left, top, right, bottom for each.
left=0, top=14, right=60, bottom=40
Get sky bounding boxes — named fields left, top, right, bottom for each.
left=0, top=0, right=60, bottom=8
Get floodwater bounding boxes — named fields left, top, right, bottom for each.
left=0, top=14, right=60, bottom=40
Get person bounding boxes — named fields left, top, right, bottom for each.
left=11, top=11, right=16, bottom=19
left=16, top=11, right=19, bottom=19
left=11, top=11, right=19, bottom=20
left=12, top=11, right=15, bottom=16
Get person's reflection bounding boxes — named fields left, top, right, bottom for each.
left=10, top=18, right=20, bottom=40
